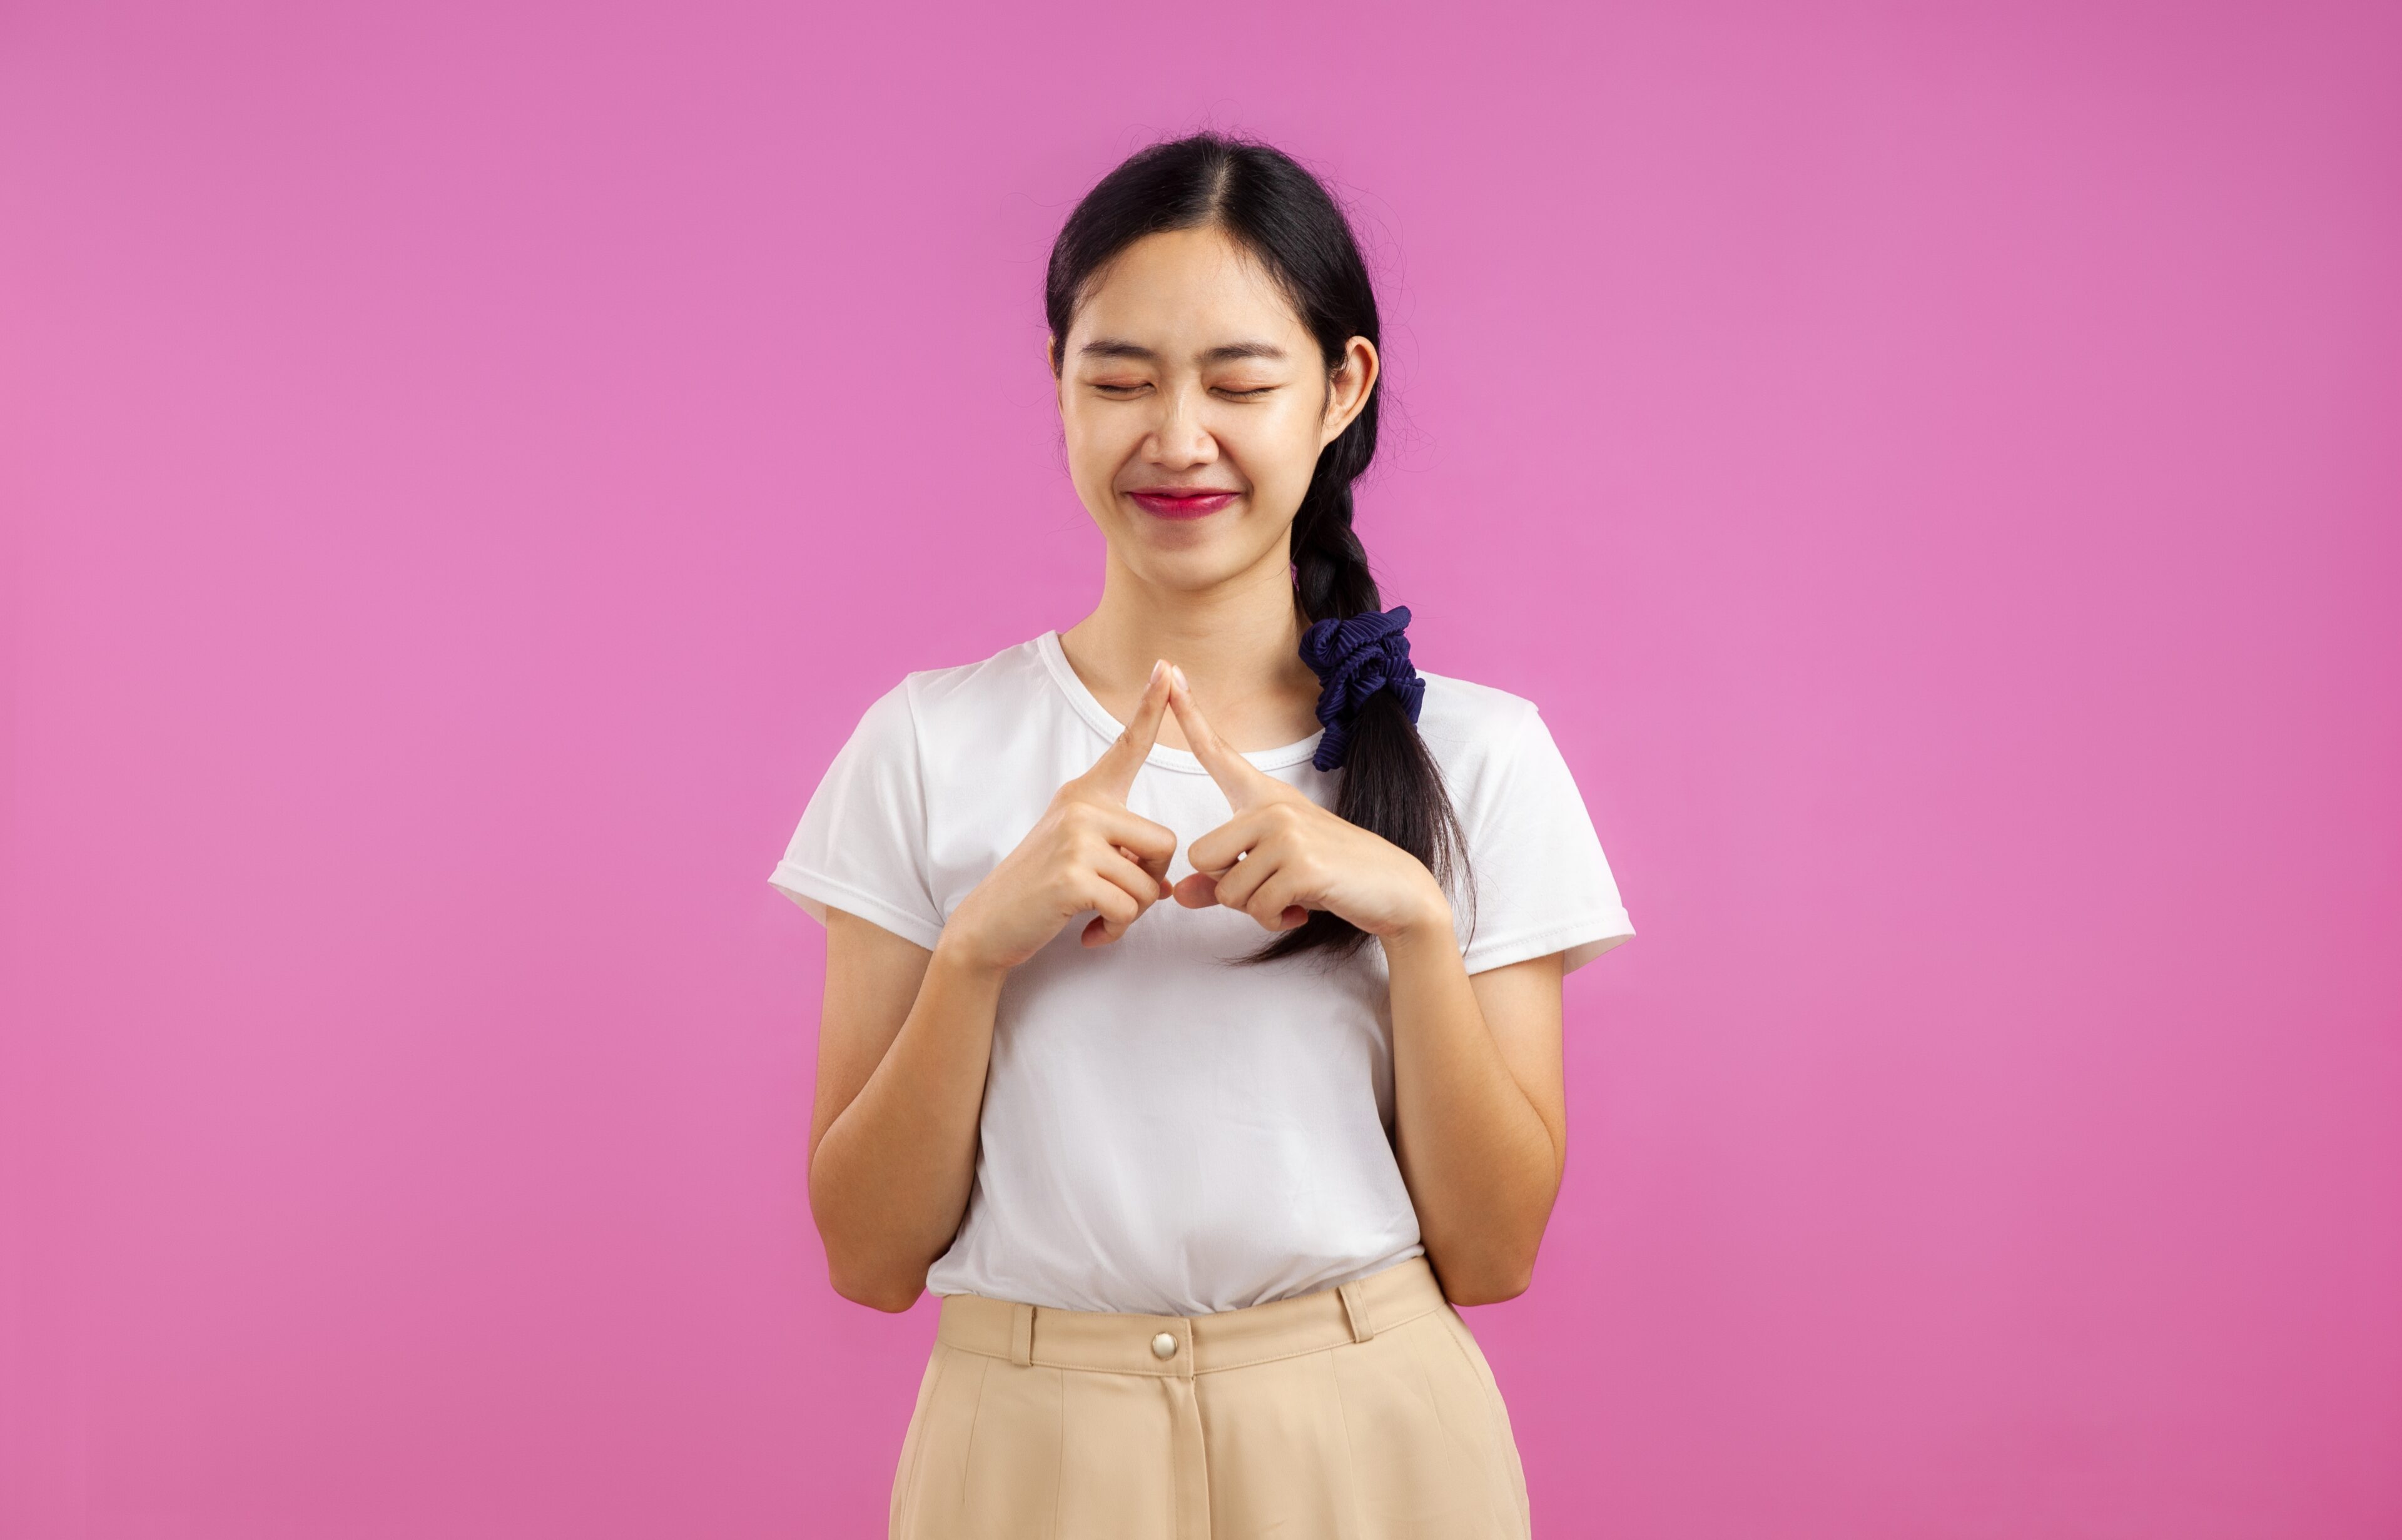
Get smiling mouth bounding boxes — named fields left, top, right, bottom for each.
left=1127, top=489, right=1240, bottom=519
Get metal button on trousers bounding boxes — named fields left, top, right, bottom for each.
left=888, top=1255, right=1533, bottom=1539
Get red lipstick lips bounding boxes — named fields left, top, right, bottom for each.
left=1128, top=487, right=1240, bottom=520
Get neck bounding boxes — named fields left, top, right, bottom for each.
left=1059, top=542, right=1327, bottom=753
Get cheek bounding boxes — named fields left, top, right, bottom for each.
left=1062, top=412, right=1139, bottom=491
left=1230, top=405, right=1326, bottom=490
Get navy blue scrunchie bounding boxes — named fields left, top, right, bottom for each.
left=1299, top=605, right=1425, bottom=773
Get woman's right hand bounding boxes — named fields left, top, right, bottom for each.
left=941, top=657, right=1180, bottom=973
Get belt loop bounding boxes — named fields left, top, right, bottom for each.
left=1010, top=1302, right=1035, bottom=1367
left=1337, top=1279, right=1374, bottom=1343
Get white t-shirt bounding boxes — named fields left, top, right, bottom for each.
left=769, top=628, right=1634, bottom=1315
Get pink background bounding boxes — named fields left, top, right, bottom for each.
left=4, top=2, right=2398, bottom=1536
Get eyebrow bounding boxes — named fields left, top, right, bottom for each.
left=1077, top=338, right=1289, bottom=365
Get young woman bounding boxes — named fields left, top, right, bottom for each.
left=770, top=132, right=1634, bottom=1540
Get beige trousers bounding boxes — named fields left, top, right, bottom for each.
left=888, top=1255, right=1533, bottom=1539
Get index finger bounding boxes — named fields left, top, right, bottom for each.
left=1075, top=657, right=1172, bottom=804
left=1165, top=664, right=1282, bottom=810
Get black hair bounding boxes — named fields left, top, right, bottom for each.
left=1045, top=131, right=1477, bottom=968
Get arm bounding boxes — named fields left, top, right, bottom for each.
left=804, top=660, right=1180, bottom=1312
left=1383, top=922, right=1569, bottom=1305
left=806, top=910, right=1008, bottom=1312
left=1155, top=665, right=1573, bottom=1305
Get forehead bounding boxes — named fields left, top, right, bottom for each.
left=1065, top=226, right=1309, bottom=352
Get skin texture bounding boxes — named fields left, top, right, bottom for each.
left=806, top=224, right=1571, bottom=1312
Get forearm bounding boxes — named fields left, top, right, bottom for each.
left=809, top=938, right=1007, bottom=1309
left=1384, top=918, right=1562, bottom=1304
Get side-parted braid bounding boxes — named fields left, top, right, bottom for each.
left=1280, top=473, right=1476, bottom=968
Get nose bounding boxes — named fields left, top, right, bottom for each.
left=1145, top=382, right=1217, bottom=469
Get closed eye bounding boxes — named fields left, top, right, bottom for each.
left=1086, top=381, right=1275, bottom=398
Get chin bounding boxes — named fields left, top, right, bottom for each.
left=1125, top=542, right=1250, bottom=592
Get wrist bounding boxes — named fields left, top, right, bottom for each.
left=930, top=926, right=1013, bottom=988
left=1380, top=886, right=1457, bottom=955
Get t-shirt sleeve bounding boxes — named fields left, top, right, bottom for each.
left=1454, top=701, right=1636, bottom=977
left=766, top=677, right=948, bottom=951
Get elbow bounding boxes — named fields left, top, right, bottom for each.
left=851, top=1284, right=930, bottom=1315
left=1432, top=1241, right=1539, bottom=1308
left=827, top=1257, right=927, bottom=1314
left=809, top=1170, right=933, bottom=1313
left=1444, top=1263, right=1536, bottom=1308
left=815, top=1210, right=930, bottom=1313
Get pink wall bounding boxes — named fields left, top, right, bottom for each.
left=4, top=3, right=2397, bottom=1536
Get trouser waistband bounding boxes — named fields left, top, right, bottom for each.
left=934, top=1255, right=1449, bottom=1380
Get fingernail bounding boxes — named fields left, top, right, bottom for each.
left=1172, top=664, right=1189, bottom=691
left=1149, top=659, right=1165, bottom=688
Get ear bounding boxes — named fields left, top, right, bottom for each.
left=1320, top=336, right=1380, bottom=447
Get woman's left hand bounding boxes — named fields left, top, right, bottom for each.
left=1163, top=664, right=1452, bottom=940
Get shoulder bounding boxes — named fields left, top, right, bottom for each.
left=1412, top=668, right=1543, bottom=759
left=903, top=634, right=1048, bottom=706
left=850, top=633, right=1052, bottom=745
left=1411, top=669, right=1584, bottom=817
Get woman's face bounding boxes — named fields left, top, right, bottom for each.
left=1052, top=224, right=1377, bottom=592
